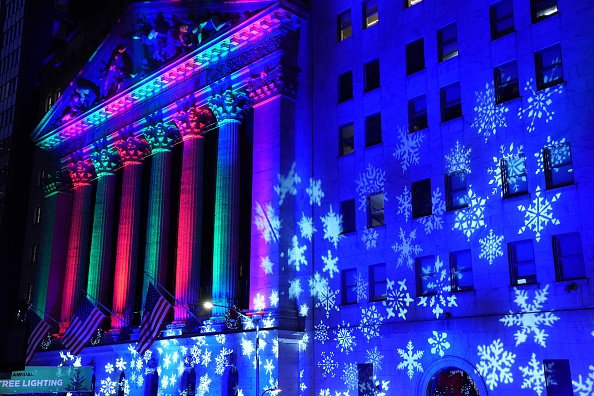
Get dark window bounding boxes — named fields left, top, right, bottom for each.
left=450, top=250, right=473, bottom=291
left=508, top=240, right=537, bottom=286
left=338, top=9, right=352, bottom=41
left=342, top=268, right=358, bottom=304
left=365, top=113, right=382, bottom=147
left=494, top=61, right=519, bottom=103
left=37, top=167, right=46, bottom=187
left=416, top=255, right=438, bottom=296
left=490, top=0, right=514, bottom=40
left=440, top=83, right=462, bottom=122
left=339, top=71, right=353, bottom=102
left=501, top=154, right=528, bottom=198
left=445, top=171, right=468, bottom=210
left=30, top=244, right=37, bottom=263
left=553, top=232, right=585, bottom=281
left=33, top=205, right=42, bottom=225
left=437, top=23, right=458, bottom=62
left=363, top=0, right=379, bottom=29
left=369, top=264, right=387, bottom=301
left=367, top=192, right=385, bottom=227
left=45, top=95, right=53, bottom=112
left=543, top=359, right=573, bottom=396
left=405, top=0, right=422, bottom=8
left=544, top=141, right=573, bottom=189
left=339, top=122, right=354, bottom=156
left=341, top=199, right=356, bottom=233
left=408, top=95, right=428, bottom=132
left=536, top=45, right=563, bottom=90
left=531, top=0, right=558, bottom=23
left=406, top=38, right=425, bottom=75
left=364, top=59, right=380, bottom=92
left=358, top=363, right=374, bottom=394
left=412, top=178, right=432, bottom=218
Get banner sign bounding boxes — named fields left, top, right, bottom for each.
left=0, top=366, right=93, bottom=394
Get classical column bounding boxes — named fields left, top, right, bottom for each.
left=207, top=89, right=252, bottom=317
left=61, top=158, right=96, bottom=330
left=173, top=105, right=216, bottom=322
left=112, top=135, right=149, bottom=329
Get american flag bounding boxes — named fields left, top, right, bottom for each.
left=61, top=296, right=106, bottom=356
left=25, top=309, right=51, bottom=364
left=136, top=283, right=172, bottom=355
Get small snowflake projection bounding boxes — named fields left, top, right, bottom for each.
left=274, top=161, right=301, bottom=206
left=254, top=202, right=281, bottom=243
left=356, top=163, right=387, bottom=210
left=253, top=293, right=266, bottom=311
left=314, top=320, right=330, bottom=344
left=298, top=212, right=317, bottom=241
left=359, top=305, right=384, bottom=341
left=393, top=125, right=424, bottom=172
left=100, top=377, right=117, bottom=395
left=534, top=136, right=568, bottom=175
left=397, top=340, right=424, bottom=380
left=309, top=272, right=329, bottom=298
left=334, top=320, right=356, bottom=354
left=478, top=229, right=504, bottom=265
left=471, top=82, right=509, bottom=142
left=488, top=143, right=524, bottom=196
left=315, top=283, right=340, bottom=318
left=269, top=289, right=279, bottom=307
left=319, top=389, right=331, bottom=396
left=519, top=353, right=545, bottom=396
left=396, top=185, right=412, bottom=222
left=428, top=331, right=451, bottom=357
left=391, top=227, right=422, bottom=270
left=241, top=336, right=255, bottom=358
left=215, top=347, right=233, bottom=375
left=417, top=256, right=458, bottom=318
left=366, top=346, right=384, bottom=372
left=452, top=185, right=488, bottom=241
left=299, top=333, right=309, bottom=352
left=354, top=272, right=368, bottom=302
left=416, top=187, right=446, bottom=234
left=105, top=362, right=114, bottom=374
left=307, top=178, right=325, bottom=206
left=383, top=278, right=414, bottom=319
left=445, top=140, right=472, bottom=173
left=341, top=363, right=359, bottom=390
left=518, top=78, right=563, bottom=133
left=260, top=256, right=274, bottom=275
left=288, top=278, right=303, bottom=299
left=476, top=339, right=516, bottom=391
left=361, top=227, right=379, bottom=250
left=500, top=284, right=559, bottom=347
left=288, top=235, right=308, bottom=271
left=299, top=303, right=309, bottom=317
left=518, top=186, right=561, bottom=242
left=322, top=250, right=339, bottom=278
left=318, top=351, right=338, bottom=377
left=573, top=365, right=594, bottom=396
left=264, top=358, right=275, bottom=376
left=197, top=373, right=211, bottom=395
left=320, top=205, right=345, bottom=248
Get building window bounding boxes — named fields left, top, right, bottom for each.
left=45, top=95, right=54, bottom=112
left=406, top=38, right=425, bottom=75
left=33, top=205, right=42, bottom=225
left=367, top=192, right=385, bottom=227
left=338, top=9, right=352, bottom=41
left=445, top=171, right=468, bottom=211
left=544, top=141, right=573, bottom=189
left=416, top=255, right=438, bottom=296
left=501, top=154, right=528, bottom=198
left=369, top=263, right=387, bottom=301
left=338, top=71, right=353, bottom=103
left=450, top=250, right=473, bottom=291
left=37, top=167, right=46, bottom=187
left=408, top=95, right=428, bottom=132
left=341, top=199, right=356, bottom=233
left=339, top=122, right=354, bottom=156
left=490, top=0, right=514, bottom=40
left=553, top=232, right=585, bottom=281
left=365, top=113, right=382, bottom=147
left=358, top=364, right=374, bottom=392
left=440, top=83, right=462, bottom=122
left=494, top=61, right=519, bottom=103
left=405, top=0, right=422, bottom=8
left=543, top=359, right=573, bottom=395
left=437, top=23, right=458, bottom=62
left=56, top=88, right=62, bottom=99
left=30, top=244, right=38, bottom=263
left=364, top=59, right=380, bottom=92
left=363, top=0, right=378, bottom=29
left=508, top=240, right=537, bottom=286
left=531, top=0, right=558, bottom=23
left=412, top=178, right=432, bottom=218
left=536, top=45, right=563, bottom=90
left=342, top=268, right=358, bottom=304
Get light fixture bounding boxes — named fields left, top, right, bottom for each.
left=565, top=281, right=579, bottom=293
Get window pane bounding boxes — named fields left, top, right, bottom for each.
left=406, top=39, right=425, bottom=75
left=412, top=179, right=432, bottom=218
left=370, top=264, right=387, bottom=301
left=490, top=0, right=514, bottom=40
left=364, top=59, right=380, bottom=92
left=342, top=269, right=358, bottom=304
left=341, top=199, right=356, bottom=233
left=554, top=233, right=585, bottom=281
left=365, top=113, right=382, bottom=147
left=441, top=83, right=462, bottom=122
left=536, top=45, right=563, bottom=90
left=368, top=192, right=385, bottom=227
left=417, top=256, right=437, bottom=295
left=446, top=171, right=468, bottom=210
left=338, top=10, right=352, bottom=41
left=339, top=122, right=354, bottom=156
left=408, top=95, right=427, bottom=132
left=339, top=71, right=353, bottom=102
left=451, top=250, right=473, bottom=291
left=495, top=61, right=519, bottom=103
left=438, top=24, right=458, bottom=62
left=545, top=142, right=573, bottom=189
left=532, top=0, right=558, bottom=22
left=509, top=240, right=536, bottom=285
left=502, top=155, right=528, bottom=197
left=364, top=0, right=379, bottom=28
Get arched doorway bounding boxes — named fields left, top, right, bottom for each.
left=418, top=356, right=489, bottom=395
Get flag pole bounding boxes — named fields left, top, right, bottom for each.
left=81, top=290, right=129, bottom=328
left=27, top=302, right=66, bottom=330
left=144, top=271, right=201, bottom=321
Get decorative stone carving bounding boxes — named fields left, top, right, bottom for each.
left=90, top=142, right=121, bottom=176
left=114, top=134, right=150, bottom=164
left=173, top=104, right=216, bottom=138
left=247, top=63, right=300, bottom=102
left=42, top=169, right=73, bottom=196
left=207, top=89, right=252, bottom=123
left=142, top=111, right=180, bottom=151
left=66, top=157, right=96, bottom=187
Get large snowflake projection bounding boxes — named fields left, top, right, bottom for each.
left=361, top=227, right=379, bottom=250
left=289, top=279, right=303, bottom=299
left=417, top=256, right=458, bottom=318
left=269, top=289, right=279, bottom=307
left=307, top=178, right=325, bottom=206
left=366, top=346, right=384, bottom=372
left=253, top=293, right=266, bottom=311
left=241, top=336, right=255, bottom=358
left=428, top=331, right=451, bottom=357
left=518, top=78, right=563, bottom=133
left=471, top=82, right=509, bottom=142
left=341, top=363, right=359, bottom=390
left=533, top=136, right=568, bottom=175
left=320, top=205, right=345, bottom=248
left=393, top=125, right=424, bottom=172
left=287, top=235, right=308, bottom=271
left=100, top=377, right=117, bottom=395
left=573, top=365, right=594, bottom=396
left=518, top=186, right=561, bottom=242
left=519, top=353, right=545, bottom=396
left=445, top=140, right=472, bottom=173
left=334, top=321, right=356, bottom=354
left=383, top=278, right=414, bottom=319
left=395, top=185, right=412, bottom=222
left=500, top=284, right=559, bottom=347
left=487, top=143, right=524, bottom=196
left=391, top=227, right=422, bottom=270
left=356, top=163, right=387, bottom=210
left=299, top=303, right=309, bottom=317
left=318, top=351, right=338, bottom=377
left=274, top=161, right=301, bottom=206
left=322, top=250, right=339, bottom=278
left=254, top=202, right=281, bottom=244
left=416, top=188, right=446, bottom=234
left=452, top=185, right=488, bottom=241
left=478, top=229, right=504, bottom=265
left=355, top=272, right=368, bottom=302
left=359, top=305, right=384, bottom=341
left=215, top=348, right=233, bottom=375
left=298, top=212, right=317, bottom=241
left=397, top=340, right=424, bottom=380
left=476, top=339, right=516, bottom=391
left=314, top=320, right=330, bottom=344
left=197, top=373, right=211, bottom=395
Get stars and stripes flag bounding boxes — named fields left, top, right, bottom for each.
left=61, top=295, right=106, bottom=356
left=136, top=282, right=172, bottom=355
left=25, top=309, right=51, bottom=364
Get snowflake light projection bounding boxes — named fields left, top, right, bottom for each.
left=269, top=290, right=279, bottom=307
left=573, top=365, right=594, bottom=396
left=393, top=125, right=424, bottom=172
left=356, top=163, right=387, bottom=210
left=487, top=143, right=524, bottom=196
left=341, top=363, right=359, bottom=390
left=397, top=340, right=424, bottom=380
left=471, top=82, right=509, bottom=142
left=299, top=303, right=309, bottom=317
left=254, top=202, right=281, bottom=243
left=518, top=186, right=561, bottom=242
left=287, top=235, right=308, bottom=271
left=253, top=293, right=266, bottom=311
left=100, top=377, right=117, bottom=395
left=322, top=250, right=339, bottom=278
left=307, top=178, right=325, bottom=206
left=298, top=212, right=316, bottom=241
left=289, top=278, right=303, bottom=299
left=428, top=331, right=450, bottom=357
left=417, top=255, right=458, bottom=318
left=383, top=278, right=414, bottom=319
left=519, top=353, right=545, bottom=396
left=391, top=227, right=422, bottom=270
left=260, top=255, right=274, bottom=275
left=274, top=161, right=300, bottom=206
left=334, top=321, right=356, bottom=354
left=366, top=346, right=384, bottom=372
left=355, top=272, right=368, bottom=302
left=314, top=320, right=330, bottom=344
left=318, top=351, right=338, bottom=377
left=452, top=185, right=488, bottom=241
left=362, top=227, right=378, bottom=250
left=500, top=284, right=560, bottom=347
left=445, top=140, right=472, bottom=173
left=359, top=305, right=384, bottom=341
left=518, top=78, right=563, bottom=133
left=396, top=185, right=412, bottom=222
left=315, top=282, right=340, bottom=319
left=476, top=339, right=516, bottom=391
left=533, top=136, right=568, bottom=175
left=416, top=188, right=446, bottom=234
left=320, top=205, right=345, bottom=248
left=479, top=229, right=504, bottom=265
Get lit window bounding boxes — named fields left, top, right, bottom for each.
left=408, top=95, right=428, bottom=132
left=364, top=59, right=380, bottom=92
left=363, top=0, right=379, bottom=29
left=544, top=141, right=573, bottom=189
left=30, top=244, right=37, bottom=263
left=406, top=38, right=425, bottom=75
left=45, top=95, right=53, bottom=112
left=543, top=360, right=573, bottom=395
left=445, top=171, right=468, bottom=211
left=341, top=199, right=356, bottom=233
left=490, top=0, right=514, bottom=40
left=501, top=154, right=528, bottom=198
left=440, top=83, right=462, bottom=122
left=56, top=88, right=62, bottom=99
left=536, top=45, right=563, bottom=90
left=367, top=192, right=385, bottom=227
left=338, top=71, right=353, bottom=103
left=531, top=0, right=558, bottom=23
left=369, top=263, right=387, bottom=301
left=494, top=61, right=519, bottom=103
left=33, top=205, right=42, bottom=225
left=508, top=240, right=537, bottom=286
left=339, top=122, right=354, bottom=156
left=450, top=250, right=473, bottom=291
left=342, top=268, right=358, bottom=304
left=406, top=0, right=422, bottom=8
left=338, top=9, right=352, bottom=42
left=412, top=179, right=432, bottom=218
left=437, top=23, right=458, bottom=62
left=365, top=113, right=382, bottom=147
left=553, top=232, right=585, bottom=281
left=416, top=255, right=438, bottom=296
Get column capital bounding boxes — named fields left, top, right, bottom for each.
left=66, top=157, right=96, bottom=187
left=247, top=63, right=300, bottom=103
left=90, top=145, right=121, bottom=176
left=173, top=105, right=216, bottom=139
left=142, top=112, right=179, bottom=152
left=114, top=135, right=150, bottom=164
left=208, top=89, right=252, bottom=124
left=42, top=169, right=73, bottom=196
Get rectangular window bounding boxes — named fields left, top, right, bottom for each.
left=445, top=171, right=468, bottom=210
left=338, top=71, right=353, bottom=103
left=369, top=263, right=387, bottom=301
left=412, top=178, right=432, bottom=218
left=37, top=167, right=46, bottom=187
left=450, top=250, right=473, bottom=291
left=364, top=59, right=380, bottom=92
left=508, top=240, right=537, bottom=286
left=365, top=113, right=382, bottom=147
left=440, top=83, right=462, bottom=122
left=494, top=61, right=519, bottom=103
left=544, top=141, right=573, bottom=189
left=341, top=199, right=356, bottom=233
left=363, top=0, right=379, bottom=29
left=536, top=45, right=563, bottom=90
left=531, top=0, right=558, bottom=23
left=406, top=38, right=425, bottom=75
left=342, top=268, right=358, bottom=304
left=30, top=243, right=37, bottom=263
left=553, top=232, right=585, bottom=281
left=26, top=283, right=33, bottom=302
left=405, top=0, right=422, bottom=8
left=358, top=364, right=374, bottom=394
left=367, top=192, right=385, bottom=227
left=490, top=0, right=514, bottom=40
left=33, top=205, right=42, bottom=225
left=408, top=95, right=428, bottom=132
left=437, top=23, right=458, bottom=62
left=338, top=9, right=352, bottom=41
left=339, top=122, right=354, bottom=156
left=416, top=255, right=438, bottom=296
left=45, top=95, right=53, bottom=112
left=501, top=154, right=528, bottom=198
left=543, top=359, right=573, bottom=396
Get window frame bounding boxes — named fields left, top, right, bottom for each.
left=437, top=23, right=458, bottom=62
left=408, top=94, right=428, bottom=132
left=412, top=178, right=432, bottom=219
left=406, top=38, right=425, bottom=75
left=535, top=44, right=563, bottom=90
left=340, top=199, right=357, bottom=234
left=494, top=61, right=519, bottom=104
left=363, top=0, right=379, bottom=29
left=440, top=83, right=462, bottom=122
left=364, top=59, right=380, bottom=92
left=445, top=171, right=468, bottom=211
left=369, top=263, right=387, bottom=302
left=490, top=0, right=515, bottom=40
left=367, top=191, right=385, bottom=227
left=553, top=232, right=585, bottom=281
left=338, top=9, right=353, bottom=42
left=341, top=268, right=358, bottom=305
left=405, top=0, right=422, bottom=8
left=450, top=249, right=473, bottom=292
left=416, top=255, right=438, bottom=296
left=501, top=154, right=528, bottom=198
left=544, top=141, right=573, bottom=189
left=531, top=0, right=558, bottom=23
left=365, top=112, right=382, bottom=147
left=508, top=239, right=537, bottom=286
left=339, top=122, right=355, bottom=156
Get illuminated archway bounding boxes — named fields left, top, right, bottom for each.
left=418, top=356, right=489, bottom=396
